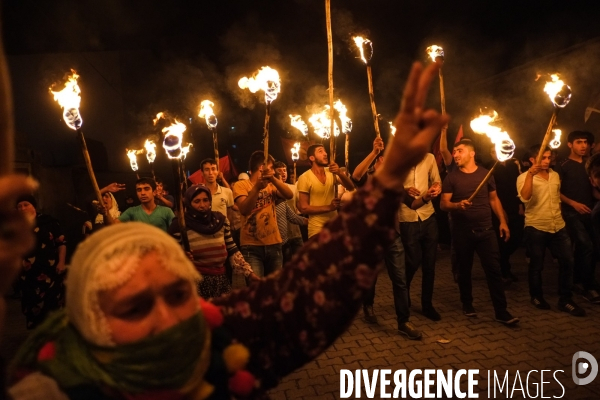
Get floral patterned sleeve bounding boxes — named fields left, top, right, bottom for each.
left=212, top=178, right=401, bottom=391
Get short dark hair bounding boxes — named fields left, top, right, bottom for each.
left=453, top=139, right=475, bottom=152
left=248, top=151, right=275, bottom=173
left=200, top=158, right=217, bottom=170
left=586, top=153, right=600, bottom=178
left=273, top=161, right=287, bottom=170
left=568, top=130, right=591, bottom=144
left=307, top=144, right=324, bottom=160
left=136, top=177, right=156, bottom=191
left=527, top=144, right=551, bottom=160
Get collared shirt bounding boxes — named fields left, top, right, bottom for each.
left=398, top=153, right=441, bottom=222
left=211, top=185, right=234, bottom=217
left=517, top=169, right=565, bottom=233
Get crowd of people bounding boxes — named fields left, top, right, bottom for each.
left=1, top=60, right=599, bottom=399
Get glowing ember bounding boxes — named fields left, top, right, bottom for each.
left=126, top=149, right=143, bottom=172
left=289, top=114, right=308, bottom=136
left=198, top=100, right=218, bottom=129
left=50, top=69, right=82, bottom=130
left=162, top=120, right=188, bottom=160
left=353, top=36, right=373, bottom=64
left=426, top=45, right=445, bottom=63
left=144, top=139, right=157, bottom=164
left=291, top=142, right=301, bottom=162
left=470, top=110, right=515, bottom=162
left=544, top=74, right=572, bottom=108
left=389, top=121, right=396, bottom=136
left=333, top=99, right=352, bottom=134
left=550, top=128, right=562, bottom=149
left=238, top=66, right=281, bottom=103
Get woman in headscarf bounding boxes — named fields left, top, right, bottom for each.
left=83, top=192, right=121, bottom=237
left=169, top=185, right=258, bottom=298
left=16, top=194, right=67, bottom=330
left=4, top=62, right=449, bottom=399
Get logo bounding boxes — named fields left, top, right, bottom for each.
left=572, top=351, right=598, bottom=386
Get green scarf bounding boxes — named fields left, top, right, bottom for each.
left=11, top=310, right=208, bottom=394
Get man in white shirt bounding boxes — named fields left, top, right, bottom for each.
left=200, top=158, right=234, bottom=217
left=517, top=145, right=584, bottom=316
left=398, top=153, right=442, bottom=321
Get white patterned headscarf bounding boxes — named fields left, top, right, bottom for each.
left=94, top=192, right=120, bottom=225
left=66, top=222, right=200, bottom=346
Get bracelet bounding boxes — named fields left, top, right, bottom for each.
left=422, top=197, right=430, bottom=204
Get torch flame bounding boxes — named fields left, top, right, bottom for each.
left=353, top=36, right=373, bottom=64
left=198, top=100, right=218, bottom=129
left=50, top=69, right=83, bottom=130
left=544, top=74, right=572, bottom=108
left=144, top=139, right=157, bottom=164
left=333, top=99, right=352, bottom=135
left=470, top=110, right=515, bottom=162
left=289, top=115, right=308, bottom=136
left=238, top=66, right=281, bottom=103
left=291, top=142, right=301, bottom=162
left=126, top=149, right=143, bottom=172
left=426, top=45, right=445, bottom=63
left=389, top=121, right=396, bottom=136
left=153, top=112, right=164, bottom=125
left=162, top=120, right=188, bottom=160
left=181, top=143, right=193, bottom=160
left=550, top=128, right=562, bottom=149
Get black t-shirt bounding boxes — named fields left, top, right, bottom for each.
left=442, top=166, right=496, bottom=229
left=557, top=158, right=593, bottom=216
left=487, top=159, right=521, bottom=216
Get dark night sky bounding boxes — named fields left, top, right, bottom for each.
left=4, top=0, right=600, bottom=176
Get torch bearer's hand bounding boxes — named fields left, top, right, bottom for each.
left=257, top=172, right=273, bottom=189
left=373, top=137, right=384, bottom=154
left=527, top=165, right=543, bottom=176
left=374, top=62, right=449, bottom=191
left=456, top=200, right=472, bottom=210
left=328, top=163, right=342, bottom=175
left=329, top=198, right=341, bottom=211
left=102, top=182, right=126, bottom=194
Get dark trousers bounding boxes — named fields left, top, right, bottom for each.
left=453, top=226, right=508, bottom=314
left=363, top=234, right=410, bottom=324
left=493, top=214, right=524, bottom=277
left=524, top=226, right=573, bottom=303
left=240, top=244, right=283, bottom=278
left=283, top=237, right=304, bottom=265
left=564, top=213, right=598, bottom=290
left=400, top=216, right=438, bottom=308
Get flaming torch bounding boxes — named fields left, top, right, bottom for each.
left=325, top=0, right=336, bottom=173
left=144, top=139, right=157, bottom=181
left=199, top=100, right=220, bottom=169
left=353, top=36, right=381, bottom=138
left=536, top=74, right=572, bottom=164
left=290, top=114, right=308, bottom=139
left=126, top=148, right=142, bottom=179
left=238, top=66, right=280, bottom=168
left=426, top=45, right=448, bottom=149
left=389, top=121, right=396, bottom=136
left=468, top=110, right=516, bottom=201
left=291, top=142, right=300, bottom=184
left=333, top=100, right=352, bottom=170
left=50, top=70, right=105, bottom=209
left=156, top=113, right=191, bottom=251
left=550, top=128, right=562, bottom=150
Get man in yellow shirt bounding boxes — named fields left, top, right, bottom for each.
left=297, top=144, right=354, bottom=238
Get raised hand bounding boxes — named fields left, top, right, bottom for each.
left=375, top=62, right=450, bottom=191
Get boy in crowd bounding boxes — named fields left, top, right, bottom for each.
left=117, top=177, right=175, bottom=232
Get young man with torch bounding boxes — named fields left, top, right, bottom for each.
left=115, top=178, right=175, bottom=233
left=517, top=145, right=585, bottom=316
left=440, top=140, right=519, bottom=325
left=200, top=158, right=233, bottom=217
left=297, top=144, right=355, bottom=239
left=233, top=151, right=293, bottom=278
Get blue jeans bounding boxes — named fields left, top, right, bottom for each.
left=240, top=244, right=283, bottom=278
left=363, top=234, right=410, bottom=325
left=400, top=216, right=438, bottom=308
left=524, top=226, right=573, bottom=303
left=564, top=213, right=598, bottom=290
